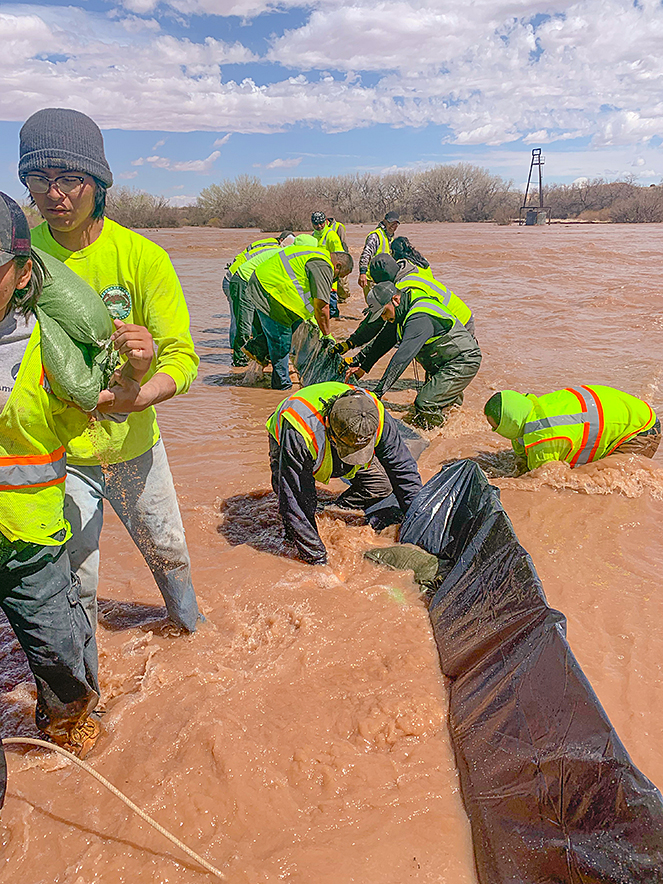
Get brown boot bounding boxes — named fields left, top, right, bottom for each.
left=49, top=716, right=101, bottom=759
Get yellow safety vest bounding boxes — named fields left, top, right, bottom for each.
left=396, top=267, right=472, bottom=327
left=396, top=295, right=457, bottom=345
left=266, top=382, right=385, bottom=483
left=519, top=385, right=657, bottom=468
left=0, top=322, right=70, bottom=546
left=255, top=246, right=334, bottom=320
left=229, top=237, right=280, bottom=274
left=328, top=220, right=346, bottom=243
left=314, top=226, right=343, bottom=253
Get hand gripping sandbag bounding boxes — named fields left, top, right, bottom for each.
left=33, top=249, right=116, bottom=412
left=291, top=320, right=344, bottom=386
left=400, top=460, right=663, bottom=884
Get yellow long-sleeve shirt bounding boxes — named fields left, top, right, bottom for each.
left=31, top=219, right=199, bottom=466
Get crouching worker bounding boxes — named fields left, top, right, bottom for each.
left=0, top=194, right=101, bottom=756
left=266, top=383, right=423, bottom=565
left=484, top=385, right=660, bottom=472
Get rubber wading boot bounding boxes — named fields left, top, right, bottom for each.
left=49, top=715, right=101, bottom=759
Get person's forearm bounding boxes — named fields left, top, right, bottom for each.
left=135, top=372, right=177, bottom=409
left=313, top=299, right=331, bottom=336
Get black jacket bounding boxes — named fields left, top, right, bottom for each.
left=270, top=411, right=422, bottom=565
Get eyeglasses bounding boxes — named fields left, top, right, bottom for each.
left=25, top=174, right=87, bottom=195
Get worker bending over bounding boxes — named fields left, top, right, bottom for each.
left=344, top=257, right=481, bottom=429
left=225, top=230, right=292, bottom=365
left=243, top=245, right=352, bottom=390
left=485, top=385, right=660, bottom=472
left=267, top=383, right=422, bottom=565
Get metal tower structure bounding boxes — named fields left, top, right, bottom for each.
left=519, top=148, right=551, bottom=225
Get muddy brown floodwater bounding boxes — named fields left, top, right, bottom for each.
left=1, top=222, right=662, bottom=884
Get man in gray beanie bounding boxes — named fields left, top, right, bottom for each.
left=19, top=107, right=202, bottom=635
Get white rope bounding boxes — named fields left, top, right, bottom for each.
left=2, top=737, right=226, bottom=880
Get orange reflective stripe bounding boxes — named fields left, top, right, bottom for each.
left=0, top=475, right=65, bottom=492
left=0, top=446, right=66, bottom=467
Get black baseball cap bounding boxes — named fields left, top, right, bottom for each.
left=369, top=253, right=399, bottom=283
left=328, top=389, right=380, bottom=465
left=311, top=211, right=326, bottom=226
left=0, top=192, right=31, bottom=267
left=385, top=211, right=400, bottom=222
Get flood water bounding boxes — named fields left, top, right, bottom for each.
left=1, top=222, right=662, bottom=883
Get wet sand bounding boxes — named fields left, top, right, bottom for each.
left=1, top=222, right=662, bottom=883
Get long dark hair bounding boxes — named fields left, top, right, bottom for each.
left=391, top=236, right=429, bottom=269
left=10, top=249, right=49, bottom=317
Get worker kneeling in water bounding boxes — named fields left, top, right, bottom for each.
left=344, top=276, right=482, bottom=429
left=266, top=383, right=423, bottom=565
left=484, top=385, right=660, bottom=472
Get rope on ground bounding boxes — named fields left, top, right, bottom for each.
left=2, top=737, right=226, bottom=880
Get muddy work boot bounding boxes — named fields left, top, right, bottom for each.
left=49, top=715, right=101, bottom=758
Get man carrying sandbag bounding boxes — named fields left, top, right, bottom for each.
left=18, top=108, right=202, bottom=633
left=0, top=194, right=134, bottom=756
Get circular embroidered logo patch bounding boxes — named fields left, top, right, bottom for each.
left=101, top=285, right=132, bottom=320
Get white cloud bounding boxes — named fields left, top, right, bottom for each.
left=168, top=193, right=197, bottom=206
left=133, top=151, right=222, bottom=173
left=118, top=170, right=139, bottom=179
left=213, top=133, right=232, bottom=147
left=265, top=156, right=303, bottom=168
left=1, top=0, right=663, bottom=152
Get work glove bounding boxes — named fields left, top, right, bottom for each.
left=331, top=340, right=351, bottom=356
left=342, top=355, right=360, bottom=369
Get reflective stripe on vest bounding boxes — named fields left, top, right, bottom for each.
left=524, top=385, right=604, bottom=467
left=273, top=387, right=385, bottom=478
left=398, top=296, right=456, bottom=344
left=374, top=228, right=389, bottom=254
left=278, top=249, right=320, bottom=311
left=0, top=445, right=66, bottom=491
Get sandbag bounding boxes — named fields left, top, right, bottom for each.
left=291, top=319, right=344, bottom=387
left=364, top=543, right=440, bottom=585
left=400, top=460, right=663, bottom=884
left=34, top=249, right=116, bottom=412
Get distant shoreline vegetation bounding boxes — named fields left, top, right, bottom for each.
left=39, top=164, right=662, bottom=230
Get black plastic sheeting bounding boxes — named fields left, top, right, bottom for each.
left=400, top=460, right=663, bottom=884
left=0, top=740, right=6, bottom=809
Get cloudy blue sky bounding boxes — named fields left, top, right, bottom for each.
left=1, top=0, right=662, bottom=205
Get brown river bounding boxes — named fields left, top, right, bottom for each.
left=1, top=222, right=662, bottom=883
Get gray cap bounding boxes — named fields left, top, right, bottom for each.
left=0, top=192, right=31, bottom=267
left=365, top=281, right=398, bottom=321
left=385, top=211, right=400, bottom=222
left=328, top=389, right=380, bottom=465
left=369, top=253, right=399, bottom=283
left=19, top=108, right=113, bottom=187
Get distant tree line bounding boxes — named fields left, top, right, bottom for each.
left=99, top=167, right=663, bottom=230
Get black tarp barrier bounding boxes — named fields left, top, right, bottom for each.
left=399, top=460, right=663, bottom=884
left=0, top=740, right=6, bottom=809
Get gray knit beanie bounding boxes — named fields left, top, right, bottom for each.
left=18, top=108, right=113, bottom=187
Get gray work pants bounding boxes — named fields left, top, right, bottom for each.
left=64, top=439, right=201, bottom=632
